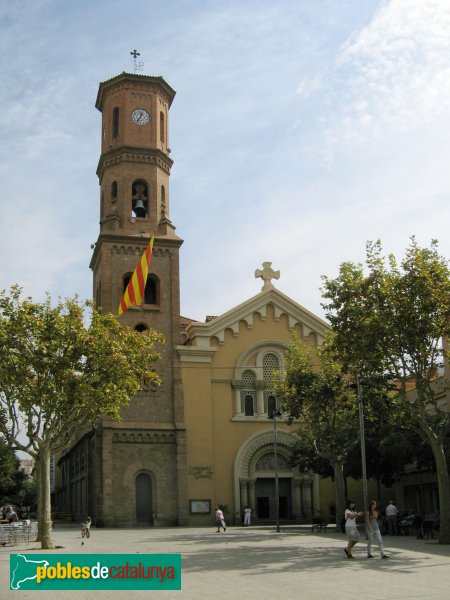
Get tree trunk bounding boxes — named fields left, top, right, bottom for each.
left=37, top=444, right=54, bottom=549
left=418, top=462, right=425, bottom=539
left=426, top=434, right=450, bottom=544
left=333, top=462, right=346, bottom=533
left=376, top=476, right=381, bottom=501
left=35, top=455, right=43, bottom=542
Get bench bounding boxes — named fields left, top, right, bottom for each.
left=311, top=517, right=328, bottom=533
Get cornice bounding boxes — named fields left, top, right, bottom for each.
left=176, top=346, right=217, bottom=363
left=96, top=146, right=173, bottom=179
left=185, top=288, right=329, bottom=347
left=96, top=72, right=176, bottom=111
left=112, top=431, right=176, bottom=444
left=89, top=233, right=183, bottom=270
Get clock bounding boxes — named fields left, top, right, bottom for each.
left=131, top=108, right=150, bottom=126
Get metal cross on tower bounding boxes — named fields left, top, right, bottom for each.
left=130, top=49, right=144, bottom=73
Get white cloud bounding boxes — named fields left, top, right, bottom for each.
left=334, top=0, right=450, bottom=141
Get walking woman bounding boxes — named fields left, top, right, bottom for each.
left=344, top=500, right=363, bottom=559
left=366, top=500, right=389, bottom=559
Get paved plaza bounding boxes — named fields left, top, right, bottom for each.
left=1, top=524, right=449, bottom=599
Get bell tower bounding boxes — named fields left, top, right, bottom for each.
left=89, top=72, right=188, bottom=527
left=94, top=72, right=176, bottom=243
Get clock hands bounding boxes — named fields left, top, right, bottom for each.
left=131, top=108, right=149, bottom=125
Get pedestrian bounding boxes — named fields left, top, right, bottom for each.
left=385, top=500, right=399, bottom=535
left=344, top=500, right=363, bottom=559
left=5, top=506, right=18, bottom=523
left=365, top=500, right=389, bottom=559
left=244, top=506, right=252, bottom=526
left=81, top=516, right=92, bottom=538
left=215, top=506, right=226, bottom=532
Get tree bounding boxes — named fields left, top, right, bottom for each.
left=275, top=333, right=359, bottom=531
left=0, top=286, right=163, bottom=548
left=290, top=434, right=334, bottom=480
left=322, top=238, right=450, bottom=543
left=344, top=419, right=433, bottom=496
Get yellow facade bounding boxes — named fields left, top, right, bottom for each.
left=178, top=282, right=331, bottom=525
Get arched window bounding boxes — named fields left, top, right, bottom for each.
left=135, top=323, right=148, bottom=333
left=144, top=275, right=159, bottom=305
left=160, top=112, right=165, bottom=143
left=244, top=394, right=254, bottom=416
left=111, top=181, right=117, bottom=200
left=95, top=282, right=101, bottom=309
left=131, top=180, right=148, bottom=218
left=161, top=185, right=166, bottom=218
left=240, top=370, right=256, bottom=416
left=112, top=107, right=120, bottom=138
left=267, top=395, right=277, bottom=418
left=263, top=353, right=280, bottom=415
left=123, top=273, right=132, bottom=292
left=123, top=274, right=158, bottom=307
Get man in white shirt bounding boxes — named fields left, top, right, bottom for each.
left=385, top=501, right=399, bottom=535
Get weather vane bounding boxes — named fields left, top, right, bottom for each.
left=130, top=49, right=144, bottom=73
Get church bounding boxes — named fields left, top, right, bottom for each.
left=56, top=71, right=440, bottom=527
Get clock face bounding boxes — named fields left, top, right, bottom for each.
left=131, top=108, right=150, bottom=126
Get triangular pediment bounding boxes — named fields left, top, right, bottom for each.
left=183, top=287, right=329, bottom=347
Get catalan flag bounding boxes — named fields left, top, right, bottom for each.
left=118, top=235, right=154, bottom=316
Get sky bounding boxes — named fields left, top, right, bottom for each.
left=1, top=0, right=450, bottom=322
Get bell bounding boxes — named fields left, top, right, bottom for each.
left=134, top=199, right=147, bottom=218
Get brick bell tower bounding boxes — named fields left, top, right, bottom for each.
left=89, top=72, right=187, bottom=527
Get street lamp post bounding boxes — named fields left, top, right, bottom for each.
left=269, top=408, right=282, bottom=533
left=356, top=375, right=369, bottom=515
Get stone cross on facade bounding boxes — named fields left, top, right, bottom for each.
left=255, top=262, right=280, bottom=291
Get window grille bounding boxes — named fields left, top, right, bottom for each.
left=240, top=370, right=256, bottom=414
left=263, top=353, right=279, bottom=413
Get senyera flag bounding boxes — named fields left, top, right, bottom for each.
left=118, top=235, right=154, bottom=316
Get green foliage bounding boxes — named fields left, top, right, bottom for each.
left=15, top=477, right=37, bottom=508
left=0, top=285, right=164, bottom=548
left=322, top=238, right=450, bottom=417
left=275, top=333, right=359, bottom=528
left=0, top=285, right=164, bottom=455
left=321, top=238, right=450, bottom=542
left=344, top=422, right=434, bottom=485
left=276, top=333, right=359, bottom=466
left=0, top=437, right=26, bottom=500
left=289, top=435, right=334, bottom=479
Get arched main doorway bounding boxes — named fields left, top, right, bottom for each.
left=254, top=452, right=292, bottom=519
left=234, top=430, right=318, bottom=523
left=135, top=473, right=153, bottom=524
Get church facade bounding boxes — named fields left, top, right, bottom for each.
left=55, top=71, right=335, bottom=526
left=57, top=71, right=438, bottom=527
left=179, top=275, right=331, bottom=526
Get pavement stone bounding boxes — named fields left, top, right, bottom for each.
left=1, top=524, right=449, bottom=599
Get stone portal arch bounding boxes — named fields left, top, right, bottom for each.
left=233, top=430, right=317, bottom=522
